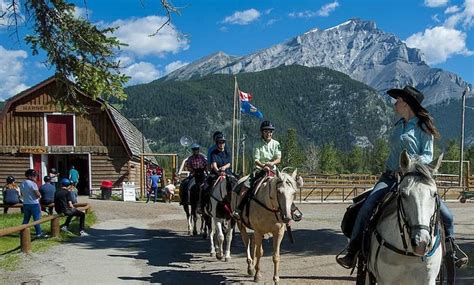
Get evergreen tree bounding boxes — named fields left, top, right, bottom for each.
left=319, top=143, right=342, bottom=174
left=303, top=143, right=319, bottom=174
left=369, top=138, right=389, bottom=174
left=347, top=145, right=366, bottom=173
left=281, top=128, right=305, bottom=169
left=442, top=139, right=460, bottom=174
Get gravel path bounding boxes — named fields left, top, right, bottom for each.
left=1, top=197, right=473, bottom=284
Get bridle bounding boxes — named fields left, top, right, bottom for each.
left=250, top=175, right=294, bottom=222
left=374, top=171, right=441, bottom=259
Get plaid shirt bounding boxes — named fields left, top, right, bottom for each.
left=186, top=154, right=207, bottom=171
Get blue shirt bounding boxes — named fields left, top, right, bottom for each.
left=3, top=188, right=21, bottom=204
left=69, top=168, right=79, bottom=183
left=149, top=174, right=161, bottom=188
left=39, top=183, right=56, bottom=203
left=211, top=148, right=232, bottom=174
left=20, top=179, right=40, bottom=204
left=207, top=144, right=230, bottom=164
left=385, top=117, right=433, bottom=171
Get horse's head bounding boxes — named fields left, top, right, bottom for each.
left=398, top=150, right=443, bottom=256
left=275, top=168, right=304, bottom=223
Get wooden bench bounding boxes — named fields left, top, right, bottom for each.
left=0, top=203, right=91, bottom=253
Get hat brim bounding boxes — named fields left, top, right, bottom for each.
left=387, top=88, right=428, bottom=112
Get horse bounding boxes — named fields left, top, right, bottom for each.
left=179, top=174, right=202, bottom=236
left=363, top=150, right=443, bottom=285
left=232, top=168, right=303, bottom=284
left=207, top=172, right=236, bottom=261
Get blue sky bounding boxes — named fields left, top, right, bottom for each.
left=0, top=0, right=473, bottom=100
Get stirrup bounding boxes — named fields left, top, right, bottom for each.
left=453, top=243, right=469, bottom=269
left=335, top=247, right=358, bottom=270
left=291, top=207, right=303, bottom=222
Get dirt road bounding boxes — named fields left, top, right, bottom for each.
left=1, top=198, right=473, bottom=284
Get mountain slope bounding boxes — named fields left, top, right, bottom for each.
left=163, top=18, right=472, bottom=107
left=124, top=65, right=392, bottom=153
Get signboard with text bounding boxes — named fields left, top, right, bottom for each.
left=122, top=182, right=136, bottom=202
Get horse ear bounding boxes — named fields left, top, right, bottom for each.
left=399, top=149, right=410, bottom=174
left=292, top=168, right=297, bottom=180
left=431, top=153, right=444, bottom=175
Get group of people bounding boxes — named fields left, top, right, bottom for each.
left=145, top=168, right=177, bottom=203
left=2, top=167, right=88, bottom=238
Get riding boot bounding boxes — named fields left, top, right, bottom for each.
left=232, top=185, right=251, bottom=220
left=447, top=237, right=469, bottom=268
left=336, top=239, right=360, bottom=269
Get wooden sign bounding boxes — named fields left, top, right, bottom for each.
left=19, top=146, right=47, bottom=154
left=15, top=105, right=57, bottom=113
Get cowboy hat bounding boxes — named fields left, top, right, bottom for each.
left=387, top=86, right=427, bottom=112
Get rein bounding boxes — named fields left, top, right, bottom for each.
left=250, top=178, right=285, bottom=222
left=374, top=171, right=441, bottom=260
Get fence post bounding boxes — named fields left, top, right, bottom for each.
left=20, top=227, right=32, bottom=253
left=51, top=217, right=60, bottom=237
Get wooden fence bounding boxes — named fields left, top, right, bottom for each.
left=0, top=203, right=91, bottom=253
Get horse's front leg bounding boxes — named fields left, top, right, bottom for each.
left=183, top=206, right=192, bottom=235
left=192, top=212, right=198, bottom=236
left=272, top=226, right=285, bottom=284
left=215, top=220, right=225, bottom=260
left=238, top=223, right=255, bottom=276
left=253, top=231, right=264, bottom=282
left=209, top=218, right=216, bottom=257
left=224, top=220, right=233, bottom=262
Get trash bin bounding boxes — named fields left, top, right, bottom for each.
left=100, top=180, right=113, bottom=200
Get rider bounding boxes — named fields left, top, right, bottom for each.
left=232, top=120, right=282, bottom=220
left=208, top=134, right=236, bottom=196
left=185, top=143, right=208, bottom=211
left=336, top=86, right=468, bottom=269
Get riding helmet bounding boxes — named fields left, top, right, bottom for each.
left=6, top=176, right=15, bottom=184
left=60, top=178, right=71, bottom=187
left=213, top=131, right=223, bottom=142
left=260, top=120, right=275, bottom=131
left=215, top=134, right=226, bottom=142
left=44, top=176, right=51, bottom=182
left=25, top=169, right=37, bottom=178
left=190, top=143, right=200, bottom=150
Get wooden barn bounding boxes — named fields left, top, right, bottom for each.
left=0, top=76, right=155, bottom=195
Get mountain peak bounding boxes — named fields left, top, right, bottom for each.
left=324, top=18, right=377, bottom=32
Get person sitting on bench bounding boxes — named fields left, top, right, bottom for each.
left=54, top=178, right=89, bottom=237
left=3, top=176, right=22, bottom=214
left=39, top=176, right=55, bottom=215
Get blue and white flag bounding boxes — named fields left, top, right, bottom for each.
left=241, top=100, right=264, bottom=119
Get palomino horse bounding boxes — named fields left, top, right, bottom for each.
left=179, top=174, right=204, bottom=236
left=208, top=172, right=236, bottom=261
left=232, top=168, right=303, bottom=284
left=365, top=150, right=443, bottom=285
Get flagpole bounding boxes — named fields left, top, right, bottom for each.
left=231, top=76, right=238, bottom=171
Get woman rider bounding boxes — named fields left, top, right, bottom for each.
left=336, top=86, right=468, bottom=269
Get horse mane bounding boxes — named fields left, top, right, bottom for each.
left=409, top=158, right=436, bottom=186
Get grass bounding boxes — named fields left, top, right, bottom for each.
left=0, top=211, right=97, bottom=271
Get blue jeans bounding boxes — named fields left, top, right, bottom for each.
left=349, top=174, right=456, bottom=249
left=22, top=204, right=42, bottom=236
left=146, top=187, right=158, bottom=203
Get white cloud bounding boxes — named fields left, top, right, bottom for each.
left=222, top=9, right=261, bottom=25
left=112, top=16, right=189, bottom=57
left=264, top=8, right=274, bottom=15
left=0, top=45, right=28, bottom=100
left=445, top=5, right=461, bottom=14
left=288, top=1, right=339, bottom=18
left=432, top=14, right=441, bottom=22
left=266, top=19, right=278, bottom=26
left=405, top=26, right=473, bottom=64
left=424, top=0, right=448, bottom=7
left=444, top=0, right=474, bottom=29
left=122, top=61, right=161, bottom=85
left=165, top=60, right=189, bottom=74
left=73, top=6, right=91, bottom=19
left=219, top=26, right=228, bottom=32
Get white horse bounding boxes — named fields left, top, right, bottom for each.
left=208, top=173, right=235, bottom=261
left=366, top=150, right=443, bottom=285
left=232, top=168, right=303, bottom=284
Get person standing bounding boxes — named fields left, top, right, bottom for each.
left=20, top=169, right=47, bottom=238
left=39, top=176, right=55, bottom=215
left=55, top=178, right=88, bottom=237
left=49, top=168, right=59, bottom=190
left=336, top=86, right=468, bottom=269
left=3, top=176, right=22, bottom=214
left=68, top=166, right=79, bottom=187
left=146, top=170, right=161, bottom=203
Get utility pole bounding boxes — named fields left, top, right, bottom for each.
left=459, top=87, right=468, bottom=187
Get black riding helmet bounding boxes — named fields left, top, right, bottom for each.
left=215, top=134, right=226, bottom=142
left=190, top=143, right=200, bottom=150
left=213, top=131, right=223, bottom=142
left=260, top=120, right=275, bottom=131
left=6, top=176, right=15, bottom=184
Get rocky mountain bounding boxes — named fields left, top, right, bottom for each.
left=162, top=18, right=472, bottom=107
left=124, top=65, right=392, bottom=153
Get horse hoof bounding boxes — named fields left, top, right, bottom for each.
left=254, top=274, right=261, bottom=282
left=273, top=276, right=280, bottom=284
left=193, top=230, right=198, bottom=236
left=216, top=253, right=223, bottom=260
left=210, top=252, right=215, bottom=257
left=225, top=257, right=231, bottom=262
left=247, top=268, right=255, bottom=276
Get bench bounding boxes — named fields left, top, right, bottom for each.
left=0, top=203, right=91, bottom=253
left=0, top=203, right=91, bottom=214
